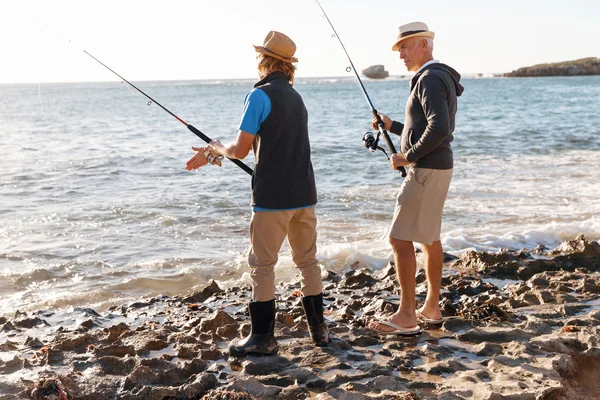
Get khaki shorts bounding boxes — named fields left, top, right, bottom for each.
left=389, top=167, right=453, bottom=246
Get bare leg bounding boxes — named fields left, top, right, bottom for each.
left=369, top=238, right=418, bottom=332
left=419, top=240, right=443, bottom=320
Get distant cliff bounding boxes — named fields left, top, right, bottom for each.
left=504, top=57, right=600, bottom=77
left=362, top=65, right=389, bottom=79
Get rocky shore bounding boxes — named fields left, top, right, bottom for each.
left=504, top=58, right=600, bottom=77
left=1, top=235, right=600, bottom=399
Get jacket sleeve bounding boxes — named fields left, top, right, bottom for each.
left=405, top=73, right=451, bottom=163
left=389, top=120, right=404, bottom=136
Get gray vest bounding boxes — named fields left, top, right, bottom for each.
left=251, top=72, right=317, bottom=209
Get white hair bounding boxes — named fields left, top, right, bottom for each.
left=409, top=36, right=434, bottom=51
left=426, top=38, right=434, bottom=51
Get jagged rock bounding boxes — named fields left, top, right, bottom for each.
left=226, top=377, right=282, bottom=398
left=183, top=280, right=224, bottom=303
left=342, top=269, right=378, bottom=288
left=178, top=372, right=218, bottom=399
left=458, top=327, right=534, bottom=343
left=199, top=309, right=237, bottom=334
left=362, top=65, right=389, bottom=79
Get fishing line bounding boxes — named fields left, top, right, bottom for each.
left=83, top=51, right=252, bottom=176
left=32, top=17, right=252, bottom=175
left=315, top=0, right=407, bottom=177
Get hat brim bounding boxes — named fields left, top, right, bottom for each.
left=253, top=45, right=298, bottom=64
left=391, top=31, right=435, bottom=51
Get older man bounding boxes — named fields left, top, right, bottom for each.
left=369, top=22, right=463, bottom=335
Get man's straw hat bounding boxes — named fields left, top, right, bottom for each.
left=254, top=31, right=298, bottom=64
left=391, top=22, right=435, bottom=51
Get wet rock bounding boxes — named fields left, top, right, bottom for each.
left=94, top=344, right=136, bottom=358
left=455, top=250, right=521, bottom=277
left=376, top=263, right=396, bottom=280
left=202, top=389, right=257, bottom=399
left=177, top=372, right=218, bottom=399
left=242, top=356, right=294, bottom=376
left=199, top=309, right=237, bottom=334
left=104, top=322, right=130, bottom=342
left=97, top=355, right=137, bottom=375
left=317, top=388, right=371, bottom=399
left=13, top=316, right=49, bottom=329
left=362, top=299, right=395, bottom=316
left=184, top=280, right=224, bottom=303
left=471, top=342, right=503, bottom=357
left=458, top=327, right=534, bottom=343
left=278, top=384, right=311, bottom=399
left=349, top=335, right=379, bottom=347
left=120, top=330, right=169, bottom=355
left=226, top=377, right=282, bottom=398
left=24, top=336, right=44, bottom=348
left=416, top=359, right=469, bottom=375
left=550, top=235, right=600, bottom=257
left=0, top=355, right=28, bottom=375
left=53, top=332, right=95, bottom=352
left=342, top=269, right=378, bottom=289
left=1, top=321, right=18, bottom=332
left=518, top=259, right=559, bottom=280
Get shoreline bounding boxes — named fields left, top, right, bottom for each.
left=1, top=235, right=600, bottom=399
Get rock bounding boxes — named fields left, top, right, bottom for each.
left=472, top=342, right=503, bottom=357
left=458, top=327, right=534, bottom=343
left=199, top=309, right=237, bottom=334
left=416, top=359, right=469, bottom=375
left=504, top=57, right=600, bottom=77
left=342, top=269, right=378, bottom=289
left=242, top=356, right=294, bottom=376
left=120, top=330, right=169, bottom=355
left=13, top=317, right=49, bottom=329
left=97, top=356, right=137, bottom=375
left=361, top=65, right=389, bottom=79
left=104, top=322, right=130, bottom=342
left=183, top=280, right=224, bottom=303
left=178, top=372, right=218, bottom=399
left=226, top=377, right=282, bottom=398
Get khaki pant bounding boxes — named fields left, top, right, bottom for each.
left=248, top=207, right=322, bottom=302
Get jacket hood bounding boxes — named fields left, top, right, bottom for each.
left=421, top=63, right=464, bottom=96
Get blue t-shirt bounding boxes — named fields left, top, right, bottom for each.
left=238, top=89, right=271, bottom=135
left=239, top=88, right=315, bottom=213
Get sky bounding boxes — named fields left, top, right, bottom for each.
left=1, top=0, right=598, bottom=83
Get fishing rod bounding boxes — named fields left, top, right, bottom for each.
left=315, top=0, right=407, bottom=178
left=83, top=50, right=253, bottom=176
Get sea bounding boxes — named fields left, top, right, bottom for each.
left=1, top=75, right=599, bottom=317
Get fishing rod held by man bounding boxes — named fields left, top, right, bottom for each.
left=315, top=0, right=406, bottom=177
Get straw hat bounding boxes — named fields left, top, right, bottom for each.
left=391, top=22, right=435, bottom=51
left=254, top=31, right=298, bottom=64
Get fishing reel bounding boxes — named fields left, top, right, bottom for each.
left=362, top=132, right=389, bottom=160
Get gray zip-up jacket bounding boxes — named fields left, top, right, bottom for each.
left=390, top=63, right=464, bottom=170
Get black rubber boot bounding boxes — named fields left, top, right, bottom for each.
left=301, top=293, right=329, bottom=346
left=228, top=299, right=278, bottom=357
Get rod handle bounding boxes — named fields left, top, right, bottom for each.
left=372, top=111, right=407, bottom=178
left=187, top=124, right=253, bottom=176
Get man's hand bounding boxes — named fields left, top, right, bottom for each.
left=371, top=113, right=392, bottom=131
left=390, top=153, right=410, bottom=170
left=186, top=146, right=222, bottom=171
